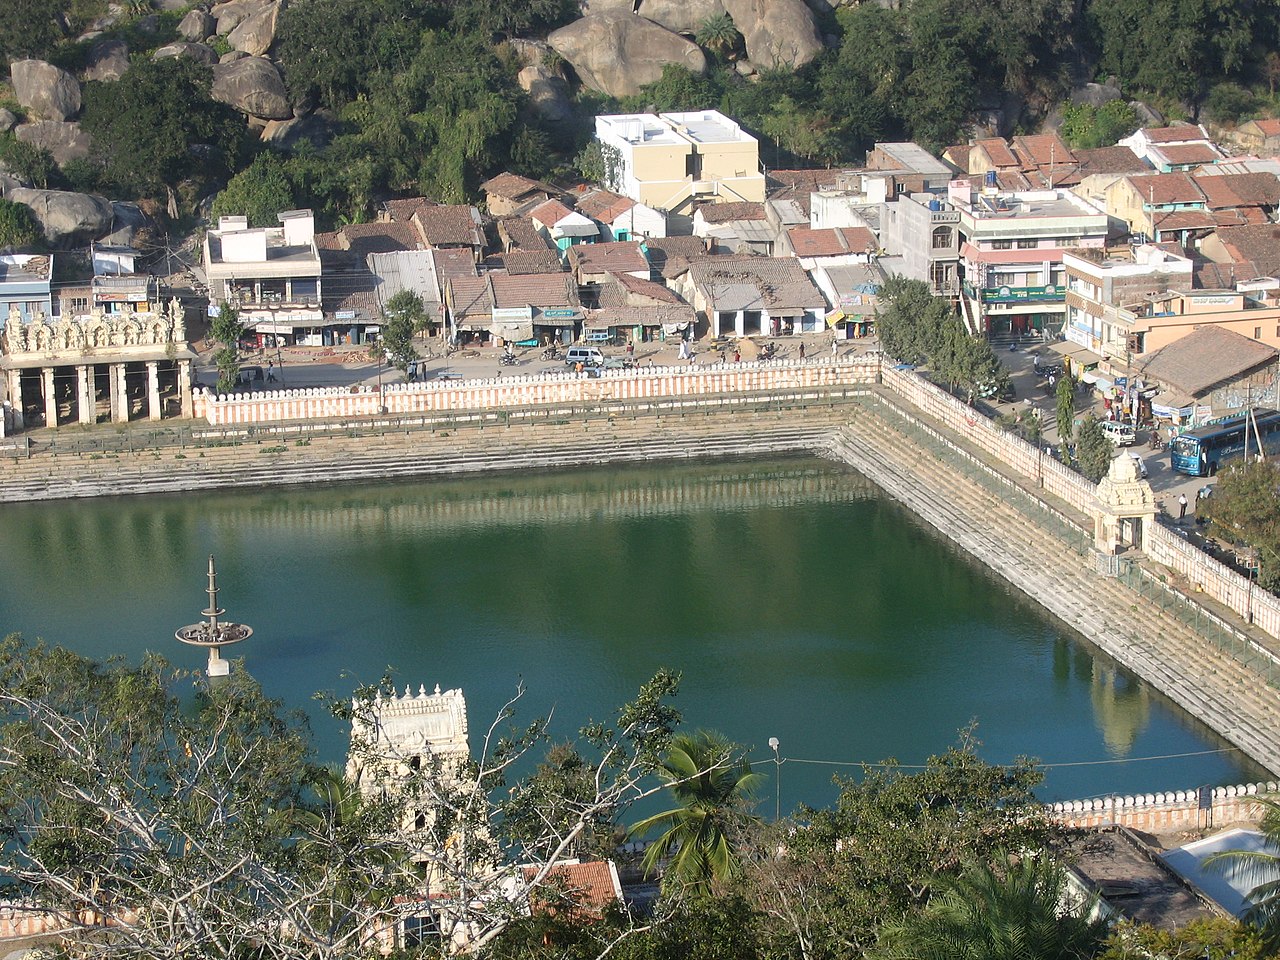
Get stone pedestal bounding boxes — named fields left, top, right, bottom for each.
left=77, top=365, right=95, bottom=424
left=146, top=361, right=161, bottom=421
left=41, top=367, right=56, bottom=428
left=1094, top=455, right=1157, bottom=555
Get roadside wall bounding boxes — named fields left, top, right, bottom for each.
left=193, top=358, right=880, bottom=426
left=1050, top=781, right=1277, bottom=833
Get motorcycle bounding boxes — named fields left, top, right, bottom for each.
left=541, top=345, right=562, bottom=361
left=500, top=351, right=518, bottom=366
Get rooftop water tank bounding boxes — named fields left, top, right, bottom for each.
left=928, top=199, right=941, bottom=212
left=985, top=170, right=997, bottom=186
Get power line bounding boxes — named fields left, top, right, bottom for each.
left=759, top=746, right=1243, bottom=772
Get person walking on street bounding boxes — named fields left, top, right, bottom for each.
left=1178, top=493, right=1188, bottom=520
left=734, top=348, right=741, bottom=363
left=831, top=338, right=838, bottom=358
left=267, top=360, right=276, bottom=382
left=799, top=342, right=806, bottom=360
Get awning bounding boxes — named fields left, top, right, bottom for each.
left=1046, top=340, right=1102, bottom=366
left=253, top=322, right=298, bottom=334
left=662, top=321, right=690, bottom=335
left=490, top=321, right=534, bottom=341
left=1081, top=371, right=1112, bottom=389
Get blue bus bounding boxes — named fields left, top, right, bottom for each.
left=1170, top=408, right=1280, bottom=476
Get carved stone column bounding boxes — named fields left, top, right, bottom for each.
left=6, top=369, right=23, bottom=430
left=77, top=365, right=95, bottom=424
left=41, top=366, right=57, bottom=428
left=110, top=363, right=128, bottom=423
left=178, top=359, right=193, bottom=418
left=146, top=361, right=161, bottom=421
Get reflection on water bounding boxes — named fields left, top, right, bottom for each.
left=0, top=457, right=1263, bottom=808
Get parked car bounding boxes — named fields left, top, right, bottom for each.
left=1127, top=451, right=1149, bottom=478
left=1100, top=420, right=1136, bottom=446
left=564, top=346, right=605, bottom=368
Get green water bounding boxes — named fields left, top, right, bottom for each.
left=0, top=457, right=1263, bottom=810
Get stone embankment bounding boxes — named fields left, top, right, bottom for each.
left=831, top=399, right=1280, bottom=776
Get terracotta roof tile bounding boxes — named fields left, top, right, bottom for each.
left=567, top=241, right=648, bottom=275
left=480, top=172, right=556, bottom=200
left=1136, top=325, right=1278, bottom=397
left=644, top=236, right=708, bottom=279
left=1154, top=142, right=1222, bottom=166
left=974, top=137, right=1019, bottom=168
left=447, top=275, right=490, bottom=318
left=412, top=205, right=485, bottom=248
left=1154, top=209, right=1216, bottom=232
left=1012, top=133, right=1075, bottom=168
left=499, top=249, right=564, bottom=274
left=1138, top=124, right=1209, bottom=144
left=574, top=189, right=635, bottom=224
left=497, top=216, right=552, bottom=251
left=1194, top=172, right=1280, bottom=209
left=1194, top=260, right=1259, bottom=288
left=787, top=226, right=877, bottom=258
left=1074, top=146, right=1151, bottom=176
left=522, top=862, right=621, bottom=918
left=382, top=197, right=434, bottom=223
left=491, top=272, right=578, bottom=309
left=613, top=272, right=681, bottom=303
left=1214, top=223, right=1280, bottom=275
left=1251, top=118, right=1280, bottom=137
left=530, top=199, right=576, bottom=226
left=1126, top=172, right=1205, bottom=205
left=943, top=144, right=972, bottom=171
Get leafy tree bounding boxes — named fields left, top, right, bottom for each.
left=1076, top=414, right=1114, bottom=482
left=1059, top=101, right=1138, bottom=150
left=0, top=198, right=42, bottom=251
left=739, top=729, right=1057, bottom=959
left=212, top=153, right=297, bottom=228
left=760, top=96, right=843, bottom=165
left=448, top=0, right=577, bottom=39
left=0, top=134, right=57, bottom=189
left=1204, top=83, right=1258, bottom=123
left=869, top=853, right=1108, bottom=960
left=1202, top=460, right=1280, bottom=589
left=623, top=65, right=725, bottom=115
left=1055, top=373, right=1075, bottom=446
left=695, top=13, right=742, bottom=61
left=212, top=301, right=245, bottom=393
left=0, top=0, right=65, bottom=60
left=1100, top=915, right=1267, bottom=960
left=380, top=290, right=426, bottom=375
left=629, top=730, right=764, bottom=898
left=80, top=58, right=246, bottom=200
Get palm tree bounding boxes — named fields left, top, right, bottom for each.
left=1206, top=797, right=1280, bottom=950
left=628, top=730, right=764, bottom=898
left=870, top=853, right=1108, bottom=960
left=695, top=13, right=741, bottom=61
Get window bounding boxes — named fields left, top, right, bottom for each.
left=931, top=226, right=952, bottom=250
left=1256, top=326, right=1263, bottom=339
left=1016, top=239, right=1038, bottom=249
left=991, top=239, right=1013, bottom=250
left=68, top=297, right=88, bottom=314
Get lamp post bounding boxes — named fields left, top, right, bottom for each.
left=768, top=736, right=781, bottom=822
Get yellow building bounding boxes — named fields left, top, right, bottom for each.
left=594, top=111, right=765, bottom=214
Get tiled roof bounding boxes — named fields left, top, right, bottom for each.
left=530, top=199, right=576, bottom=227
left=1249, top=118, right=1280, bottom=137
left=689, top=254, right=824, bottom=311
left=320, top=221, right=422, bottom=258
left=320, top=254, right=380, bottom=317
left=447, top=275, right=490, bottom=318
left=1136, top=325, right=1278, bottom=397
left=382, top=197, right=434, bottom=223
left=1139, top=124, right=1208, bottom=144
left=521, top=862, right=621, bottom=917
left=568, top=241, right=648, bottom=275
left=480, top=172, right=555, bottom=200
left=1012, top=133, right=1075, bottom=168
left=498, top=216, right=552, bottom=251
left=431, top=248, right=479, bottom=296
left=1154, top=209, right=1216, bottom=232
left=1194, top=172, right=1280, bottom=209
left=644, top=236, right=708, bottom=279
left=499, top=249, right=564, bottom=274
left=1214, top=223, right=1280, bottom=275
left=491, top=272, right=577, bottom=309
left=613, top=271, right=681, bottom=303
left=412, top=205, right=484, bottom=248
left=974, top=137, right=1019, bottom=168
left=574, top=188, right=635, bottom=224
left=787, top=226, right=877, bottom=258
left=1154, top=142, right=1222, bottom=166
left=1213, top=208, right=1269, bottom=227
left=697, top=201, right=767, bottom=225
left=1126, top=172, right=1204, bottom=205
left=1074, top=146, right=1151, bottom=176
left=943, top=144, right=972, bottom=171
left=1194, top=260, right=1259, bottom=288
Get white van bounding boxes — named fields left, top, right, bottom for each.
left=564, top=346, right=604, bottom=368
left=1100, top=420, right=1136, bottom=446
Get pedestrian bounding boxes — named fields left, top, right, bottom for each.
left=1048, top=373, right=1056, bottom=389
left=1178, top=493, right=1188, bottom=520
left=734, top=349, right=741, bottom=363
left=799, top=342, right=806, bottom=360
left=267, top=359, right=276, bottom=382
left=831, top=338, right=838, bottom=358
left=687, top=351, right=695, bottom=366
left=626, top=340, right=635, bottom=358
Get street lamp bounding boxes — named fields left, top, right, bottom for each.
left=768, top=736, right=781, bottom=822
